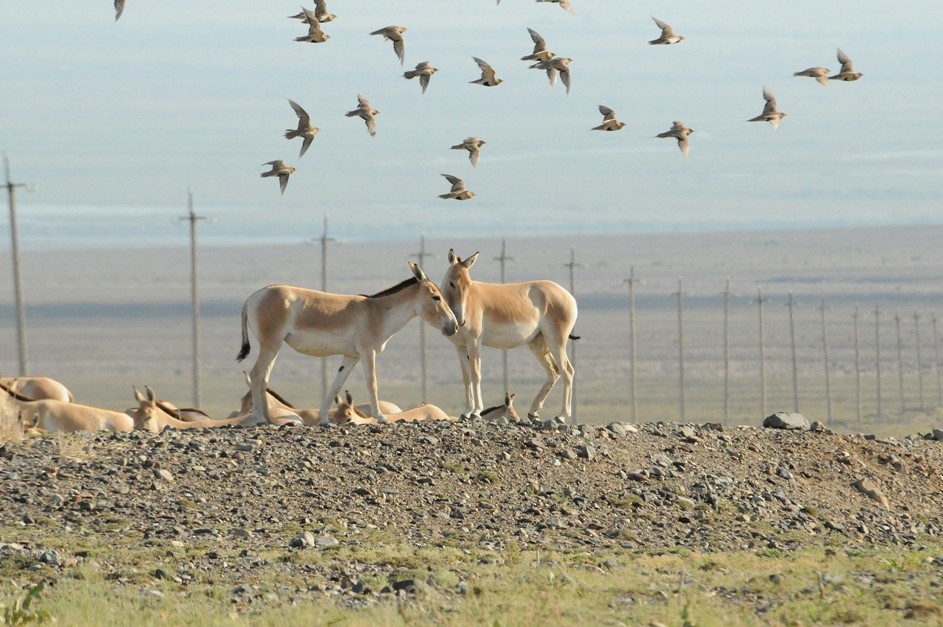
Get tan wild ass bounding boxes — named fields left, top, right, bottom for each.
left=130, top=386, right=301, bottom=433
left=0, top=375, right=75, bottom=403
left=439, top=249, right=578, bottom=420
left=333, top=390, right=455, bottom=425
left=238, top=261, right=458, bottom=425
left=1, top=380, right=132, bottom=433
left=479, top=392, right=522, bottom=422
left=230, top=376, right=403, bottom=426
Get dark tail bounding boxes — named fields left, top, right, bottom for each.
left=236, top=300, right=251, bottom=362
left=569, top=333, right=581, bottom=341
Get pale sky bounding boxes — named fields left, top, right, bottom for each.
left=2, top=1, right=942, bottom=239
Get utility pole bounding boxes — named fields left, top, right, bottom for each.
left=722, top=278, right=731, bottom=423
left=820, top=298, right=832, bottom=424
left=317, top=215, right=336, bottom=400
left=895, top=312, right=905, bottom=414
left=852, top=305, right=862, bottom=423
left=933, top=314, right=942, bottom=407
left=786, top=293, right=799, bottom=412
left=563, top=246, right=581, bottom=422
left=411, top=233, right=434, bottom=402
left=2, top=153, right=31, bottom=375
left=757, top=288, right=767, bottom=418
left=493, top=239, right=516, bottom=394
left=624, top=267, right=639, bottom=422
left=914, top=309, right=925, bottom=410
left=673, top=278, right=686, bottom=422
left=874, top=305, right=882, bottom=419
left=178, top=189, right=208, bottom=407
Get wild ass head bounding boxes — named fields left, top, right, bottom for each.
left=130, top=386, right=163, bottom=433
left=439, top=249, right=479, bottom=328
left=408, top=261, right=459, bottom=337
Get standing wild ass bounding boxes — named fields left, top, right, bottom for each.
left=439, top=249, right=578, bottom=420
left=237, top=261, right=458, bottom=425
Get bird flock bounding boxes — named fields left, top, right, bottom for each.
left=111, top=2, right=863, bottom=198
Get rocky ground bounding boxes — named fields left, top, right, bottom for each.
left=1, top=417, right=942, bottom=610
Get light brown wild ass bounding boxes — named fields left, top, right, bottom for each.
left=333, top=390, right=455, bottom=425
left=479, top=392, right=522, bottom=422
left=238, top=261, right=458, bottom=425
left=130, top=386, right=301, bottom=433
left=231, top=380, right=402, bottom=426
left=440, top=249, right=578, bottom=420
left=0, top=375, right=75, bottom=403
left=1, top=380, right=132, bottom=433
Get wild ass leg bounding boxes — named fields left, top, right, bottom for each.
left=358, top=348, right=390, bottom=423
left=526, top=335, right=560, bottom=420
left=547, top=338, right=575, bottom=420
left=248, top=344, right=282, bottom=423
left=319, top=355, right=359, bottom=426
left=467, top=341, right=485, bottom=418
left=455, top=346, right=475, bottom=418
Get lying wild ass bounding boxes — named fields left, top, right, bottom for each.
left=237, top=262, right=458, bottom=425
left=229, top=373, right=402, bottom=426
left=0, top=375, right=75, bottom=403
left=333, top=390, right=455, bottom=425
left=130, top=386, right=301, bottom=433
left=479, top=392, right=521, bottom=422
left=440, top=249, right=578, bottom=420
left=1, top=380, right=132, bottom=433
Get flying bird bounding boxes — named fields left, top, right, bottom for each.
left=345, top=94, right=379, bottom=136
left=403, top=61, right=438, bottom=94
left=829, top=48, right=863, bottom=81
left=370, top=25, right=408, bottom=66
left=649, top=17, right=684, bottom=45
left=521, top=28, right=554, bottom=63
left=295, top=8, right=330, bottom=43
left=793, top=66, right=830, bottom=87
left=450, top=137, right=487, bottom=167
left=747, top=86, right=786, bottom=130
left=114, top=0, right=125, bottom=20
left=288, top=0, right=336, bottom=23
left=657, top=121, right=694, bottom=158
left=439, top=174, right=476, bottom=200
left=261, top=160, right=296, bottom=195
left=530, top=56, right=573, bottom=93
left=285, top=99, right=320, bottom=158
left=470, top=57, right=503, bottom=87
left=535, top=0, right=574, bottom=15
left=592, top=106, right=625, bottom=132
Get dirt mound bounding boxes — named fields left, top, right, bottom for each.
left=1, top=419, right=941, bottom=594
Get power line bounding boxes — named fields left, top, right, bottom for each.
left=2, top=152, right=33, bottom=376
left=177, top=188, right=210, bottom=407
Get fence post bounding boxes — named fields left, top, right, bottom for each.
left=493, top=239, right=516, bottom=394
left=852, top=305, right=862, bottom=423
left=820, top=298, right=833, bottom=424
left=722, top=278, right=731, bottom=423
left=933, top=314, right=942, bottom=407
left=875, top=305, right=882, bottom=419
left=410, top=233, right=434, bottom=402
left=624, top=267, right=638, bottom=423
left=895, top=312, right=905, bottom=414
left=317, top=215, right=336, bottom=401
left=673, top=278, right=686, bottom=422
left=757, top=288, right=767, bottom=418
left=914, top=309, right=925, bottom=410
left=2, top=153, right=30, bottom=375
left=786, top=292, right=799, bottom=412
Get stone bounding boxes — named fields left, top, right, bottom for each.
left=607, top=423, right=627, bottom=437
left=809, top=421, right=826, bottom=432
left=576, top=444, right=596, bottom=461
left=315, top=535, right=339, bottom=549
left=154, top=468, right=174, bottom=482
left=852, top=478, right=890, bottom=509
left=933, top=428, right=943, bottom=441
left=290, top=531, right=315, bottom=548
left=763, top=412, right=810, bottom=431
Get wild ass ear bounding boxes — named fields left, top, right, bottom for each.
left=345, top=390, right=354, bottom=405
left=463, top=252, right=480, bottom=269
left=144, top=385, right=156, bottom=402
left=448, top=248, right=458, bottom=264
left=505, top=392, right=514, bottom=405
left=408, top=261, right=428, bottom=282
left=133, top=386, right=147, bottom=403
left=334, top=394, right=342, bottom=405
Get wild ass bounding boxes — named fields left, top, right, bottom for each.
left=0, top=375, right=75, bottom=403
left=237, top=261, right=458, bottom=425
left=1, top=379, right=132, bottom=433
left=130, top=386, right=301, bottom=433
left=439, top=249, right=578, bottom=420
left=333, top=390, right=455, bottom=425
left=479, top=392, right=522, bottom=422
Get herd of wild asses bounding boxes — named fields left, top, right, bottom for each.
left=110, top=0, right=862, bottom=195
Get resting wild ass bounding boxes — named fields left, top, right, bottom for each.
left=230, top=373, right=402, bottom=426
left=440, top=249, right=578, bottom=420
left=130, top=386, right=301, bottom=433
left=237, top=262, right=458, bottom=425
left=1, top=380, right=132, bottom=433
left=0, top=375, right=75, bottom=403
left=479, top=392, right=522, bottom=422
left=333, top=390, right=455, bottom=425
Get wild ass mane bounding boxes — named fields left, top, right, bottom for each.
left=362, top=276, right=419, bottom=299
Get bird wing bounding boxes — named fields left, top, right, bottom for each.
left=560, top=69, right=571, bottom=94
left=473, top=57, right=497, bottom=81
left=357, top=94, right=371, bottom=109
left=299, top=135, right=313, bottom=158
left=264, top=160, right=285, bottom=168
left=761, top=87, right=778, bottom=114
left=652, top=17, right=673, bottom=36
left=393, top=39, right=406, bottom=65
left=114, top=0, right=125, bottom=20
left=677, top=137, right=690, bottom=158
left=527, top=27, right=547, bottom=52
left=364, top=113, right=377, bottom=136
left=314, top=0, right=329, bottom=16
left=419, top=73, right=431, bottom=94
left=278, top=172, right=290, bottom=194
left=441, top=173, right=462, bottom=187
left=836, top=48, right=854, bottom=72
left=598, top=105, right=616, bottom=120
left=288, top=99, right=310, bottom=124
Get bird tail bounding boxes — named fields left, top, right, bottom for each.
left=438, top=193, right=453, bottom=199
left=404, top=70, right=417, bottom=79
left=284, top=129, right=299, bottom=139
left=345, top=110, right=358, bottom=117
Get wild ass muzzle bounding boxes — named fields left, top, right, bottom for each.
left=237, top=261, right=458, bottom=425
left=440, top=249, right=578, bottom=420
